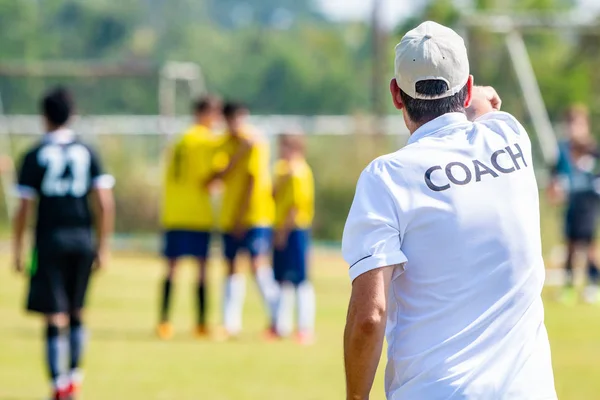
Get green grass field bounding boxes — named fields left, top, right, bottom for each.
left=0, top=250, right=599, bottom=400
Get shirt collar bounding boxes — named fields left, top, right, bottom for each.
left=407, top=112, right=469, bottom=145
left=44, top=128, right=75, bottom=144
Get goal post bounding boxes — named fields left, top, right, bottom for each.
left=158, top=61, right=206, bottom=139
left=460, top=11, right=600, bottom=170
left=0, top=59, right=205, bottom=220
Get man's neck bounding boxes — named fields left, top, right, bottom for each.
left=407, top=111, right=467, bottom=135
left=46, top=124, right=63, bottom=133
left=407, top=120, right=424, bottom=135
left=195, top=118, right=211, bottom=129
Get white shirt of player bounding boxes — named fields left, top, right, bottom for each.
left=342, top=111, right=557, bottom=399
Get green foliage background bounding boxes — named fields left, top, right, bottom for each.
left=0, top=0, right=597, bottom=244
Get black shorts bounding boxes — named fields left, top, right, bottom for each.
left=565, top=192, right=600, bottom=243
left=26, top=247, right=96, bottom=314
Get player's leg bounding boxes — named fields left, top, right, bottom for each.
left=193, top=232, right=211, bottom=336
left=195, top=257, right=208, bottom=332
left=560, top=241, right=577, bottom=304
left=46, top=313, right=70, bottom=399
left=564, top=240, right=576, bottom=287
left=293, top=230, right=315, bottom=345
left=584, top=242, right=600, bottom=304
left=247, top=228, right=279, bottom=327
left=273, top=241, right=293, bottom=338
left=222, top=233, right=246, bottom=336
left=561, top=204, right=578, bottom=304
left=28, top=249, right=71, bottom=398
left=64, top=250, right=94, bottom=397
left=158, top=231, right=181, bottom=338
left=583, top=197, right=600, bottom=303
left=67, top=309, right=86, bottom=396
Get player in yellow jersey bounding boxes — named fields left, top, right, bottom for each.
left=272, top=133, right=316, bottom=345
left=209, top=102, right=278, bottom=337
left=157, top=96, right=221, bottom=339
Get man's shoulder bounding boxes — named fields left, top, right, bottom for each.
left=475, top=111, right=527, bottom=136
left=20, top=141, right=45, bottom=164
left=363, top=145, right=423, bottom=176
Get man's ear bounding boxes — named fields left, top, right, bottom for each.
left=390, top=79, right=404, bottom=110
left=464, top=75, right=474, bottom=109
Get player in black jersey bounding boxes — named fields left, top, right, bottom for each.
left=12, top=87, right=115, bottom=400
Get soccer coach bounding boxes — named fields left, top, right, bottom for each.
left=342, top=21, right=557, bottom=400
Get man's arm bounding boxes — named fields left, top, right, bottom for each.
left=231, top=174, right=254, bottom=238
left=206, top=138, right=253, bottom=188
left=274, top=207, right=297, bottom=249
left=466, top=86, right=502, bottom=121
left=345, top=266, right=395, bottom=400
left=90, top=187, right=115, bottom=270
left=12, top=198, right=33, bottom=273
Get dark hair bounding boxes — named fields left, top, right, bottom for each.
left=279, top=132, right=306, bottom=154
left=400, top=80, right=468, bottom=124
left=193, top=95, right=221, bottom=114
left=41, top=86, right=73, bottom=126
left=223, top=101, right=248, bottom=119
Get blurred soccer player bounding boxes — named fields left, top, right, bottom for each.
left=210, top=102, right=278, bottom=337
left=272, top=133, right=315, bottom=344
left=548, top=105, right=600, bottom=304
left=12, top=87, right=115, bottom=400
left=158, top=96, right=222, bottom=339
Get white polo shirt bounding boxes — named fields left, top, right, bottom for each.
left=343, top=112, right=556, bottom=399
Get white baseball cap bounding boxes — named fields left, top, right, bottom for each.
left=395, top=21, right=470, bottom=100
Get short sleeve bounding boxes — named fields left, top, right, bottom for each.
left=15, top=151, right=41, bottom=199
left=342, top=170, right=407, bottom=282
left=89, top=147, right=115, bottom=189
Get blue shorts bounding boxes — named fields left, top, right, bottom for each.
left=163, top=230, right=211, bottom=260
left=273, top=230, right=310, bottom=285
left=565, top=192, right=599, bottom=243
left=222, top=227, right=273, bottom=261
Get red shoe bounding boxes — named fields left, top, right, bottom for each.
left=52, top=387, right=70, bottom=400
left=67, top=381, right=81, bottom=399
left=263, top=326, right=280, bottom=342
left=295, top=331, right=315, bottom=346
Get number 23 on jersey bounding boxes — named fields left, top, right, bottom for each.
left=39, top=144, right=91, bottom=197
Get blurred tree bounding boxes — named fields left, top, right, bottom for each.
left=394, top=0, right=590, bottom=128
left=206, top=0, right=324, bottom=29
left=0, top=0, right=595, bottom=120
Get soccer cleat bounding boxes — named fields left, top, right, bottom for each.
left=263, top=326, right=280, bottom=342
left=51, top=387, right=70, bottom=400
left=213, top=326, right=239, bottom=342
left=558, top=286, right=577, bottom=306
left=295, top=331, right=315, bottom=346
left=67, top=381, right=81, bottom=399
left=67, top=369, right=83, bottom=400
left=583, top=285, right=600, bottom=305
left=156, top=322, right=174, bottom=340
left=194, top=324, right=210, bottom=338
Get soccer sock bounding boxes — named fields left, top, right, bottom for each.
left=46, top=324, right=66, bottom=388
left=565, top=251, right=574, bottom=287
left=275, top=282, right=295, bottom=337
left=197, top=282, right=207, bottom=326
left=224, top=274, right=246, bottom=335
left=297, top=281, right=316, bottom=334
left=256, top=267, right=280, bottom=322
left=160, top=278, right=173, bottom=323
left=588, top=260, right=599, bottom=285
left=69, top=316, right=86, bottom=372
